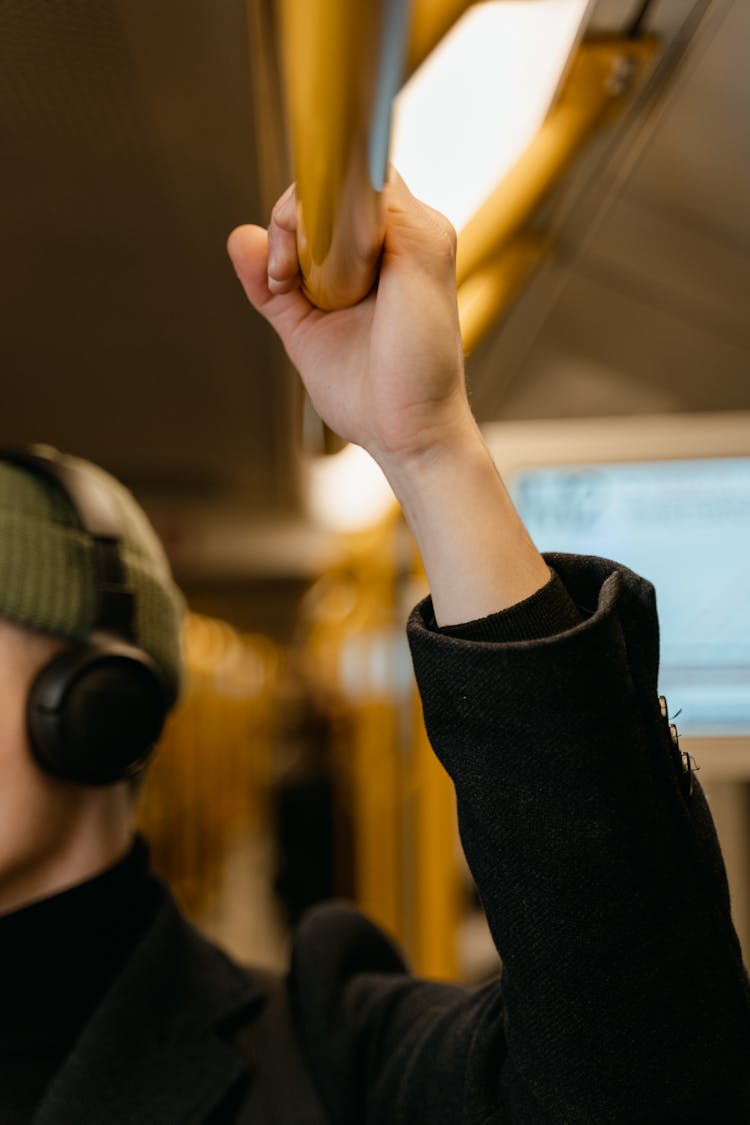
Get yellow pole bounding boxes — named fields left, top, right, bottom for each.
left=276, top=0, right=410, bottom=309
left=457, top=237, right=547, bottom=354
left=456, top=37, right=658, bottom=288
left=405, top=0, right=474, bottom=76
left=409, top=691, right=461, bottom=979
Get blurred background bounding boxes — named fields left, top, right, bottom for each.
left=2, top=0, right=749, bottom=978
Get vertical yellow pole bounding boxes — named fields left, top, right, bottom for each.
left=304, top=516, right=406, bottom=940
left=276, top=0, right=410, bottom=309
left=346, top=517, right=404, bottom=938
left=351, top=697, right=404, bottom=937
left=409, top=689, right=461, bottom=979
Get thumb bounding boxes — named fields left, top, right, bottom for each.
left=226, top=224, right=313, bottom=340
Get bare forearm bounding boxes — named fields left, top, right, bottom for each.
left=378, top=417, right=550, bottom=627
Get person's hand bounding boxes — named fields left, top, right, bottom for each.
left=226, top=174, right=477, bottom=473
left=228, top=174, right=549, bottom=624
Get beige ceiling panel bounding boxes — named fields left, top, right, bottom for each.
left=499, top=267, right=750, bottom=419
left=0, top=0, right=298, bottom=511
left=624, top=0, right=750, bottom=242
left=576, top=193, right=750, bottom=350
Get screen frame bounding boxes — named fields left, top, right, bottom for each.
left=483, top=411, right=750, bottom=780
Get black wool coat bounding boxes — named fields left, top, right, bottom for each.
left=32, top=555, right=750, bottom=1124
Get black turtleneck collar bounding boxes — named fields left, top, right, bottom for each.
left=0, top=835, right=165, bottom=1122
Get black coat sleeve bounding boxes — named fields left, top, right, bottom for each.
left=292, top=554, right=750, bottom=1125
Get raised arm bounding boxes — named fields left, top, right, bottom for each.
left=228, top=181, right=750, bottom=1123
left=226, top=176, right=550, bottom=625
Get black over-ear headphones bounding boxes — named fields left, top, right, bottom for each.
left=1, top=448, right=174, bottom=785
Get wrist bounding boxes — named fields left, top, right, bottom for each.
left=370, top=402, right=483, bottom=499
left=374, top=420, right=550, bottom=627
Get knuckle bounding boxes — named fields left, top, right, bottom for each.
left=435, top=221, right=457, bottom=264
left=436, top=210, right=457, bottom=246
left=445, top=220, right=458, bottom=252
left=271, top=184, right=297, bottom=227
left=421, top=206, right=457, bottom=261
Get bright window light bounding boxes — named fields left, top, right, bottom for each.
left=306, top=444, right=395, bottom=533
left=391, top=0, right=591, bottom=232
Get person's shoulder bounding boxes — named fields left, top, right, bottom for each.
left=288, top=899, right=414, bottom=1055
left=292, top=899, right=408, bottom=984
left=289, top=902, right=410, bottom=1115
left=289, top=902, right=484, bottom=1122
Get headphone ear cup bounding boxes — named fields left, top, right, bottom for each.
left=27, top=643, right=169, bottom=785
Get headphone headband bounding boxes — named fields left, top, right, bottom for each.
left=1, top=445, right=171, bottom=785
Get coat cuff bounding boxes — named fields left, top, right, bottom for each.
left=434, top=566, right=583, bottom=644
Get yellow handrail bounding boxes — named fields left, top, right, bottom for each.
left=275, top=4, right=657, bottom=337
left=276, top=0, right=405, bottom=309
left=405, top=0, right=474, bottom=76
left=456, top=37, right=658, bottom=288
left=457, top=237, right=547, bottom=355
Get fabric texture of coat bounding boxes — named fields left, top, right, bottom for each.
left=31, top=554, right=750, bottom=1124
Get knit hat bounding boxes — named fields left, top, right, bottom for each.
left=0, top=449, right=185, bottom=703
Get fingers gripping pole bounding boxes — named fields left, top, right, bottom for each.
left=276, top=0, right=410, bottom=310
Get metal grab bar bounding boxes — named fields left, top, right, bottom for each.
left=276, top=0, right=410, bottom=310
left=405, top=0, right=473, bottom=76
left=275, top=1, right=657, bottom=340
left=455, top=38, right=658, bottom=289
left=457, top=238, right=546, bottom=354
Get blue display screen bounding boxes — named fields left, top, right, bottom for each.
left=509, top=457, right=750, bottom=735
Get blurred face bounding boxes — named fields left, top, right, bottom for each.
left=0, top=619, right=133, bottom=913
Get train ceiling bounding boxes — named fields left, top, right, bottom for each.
left=2, top=0, right=748, bottom=553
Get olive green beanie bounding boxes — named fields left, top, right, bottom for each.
left=0, top=449, right=185, bottom=702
